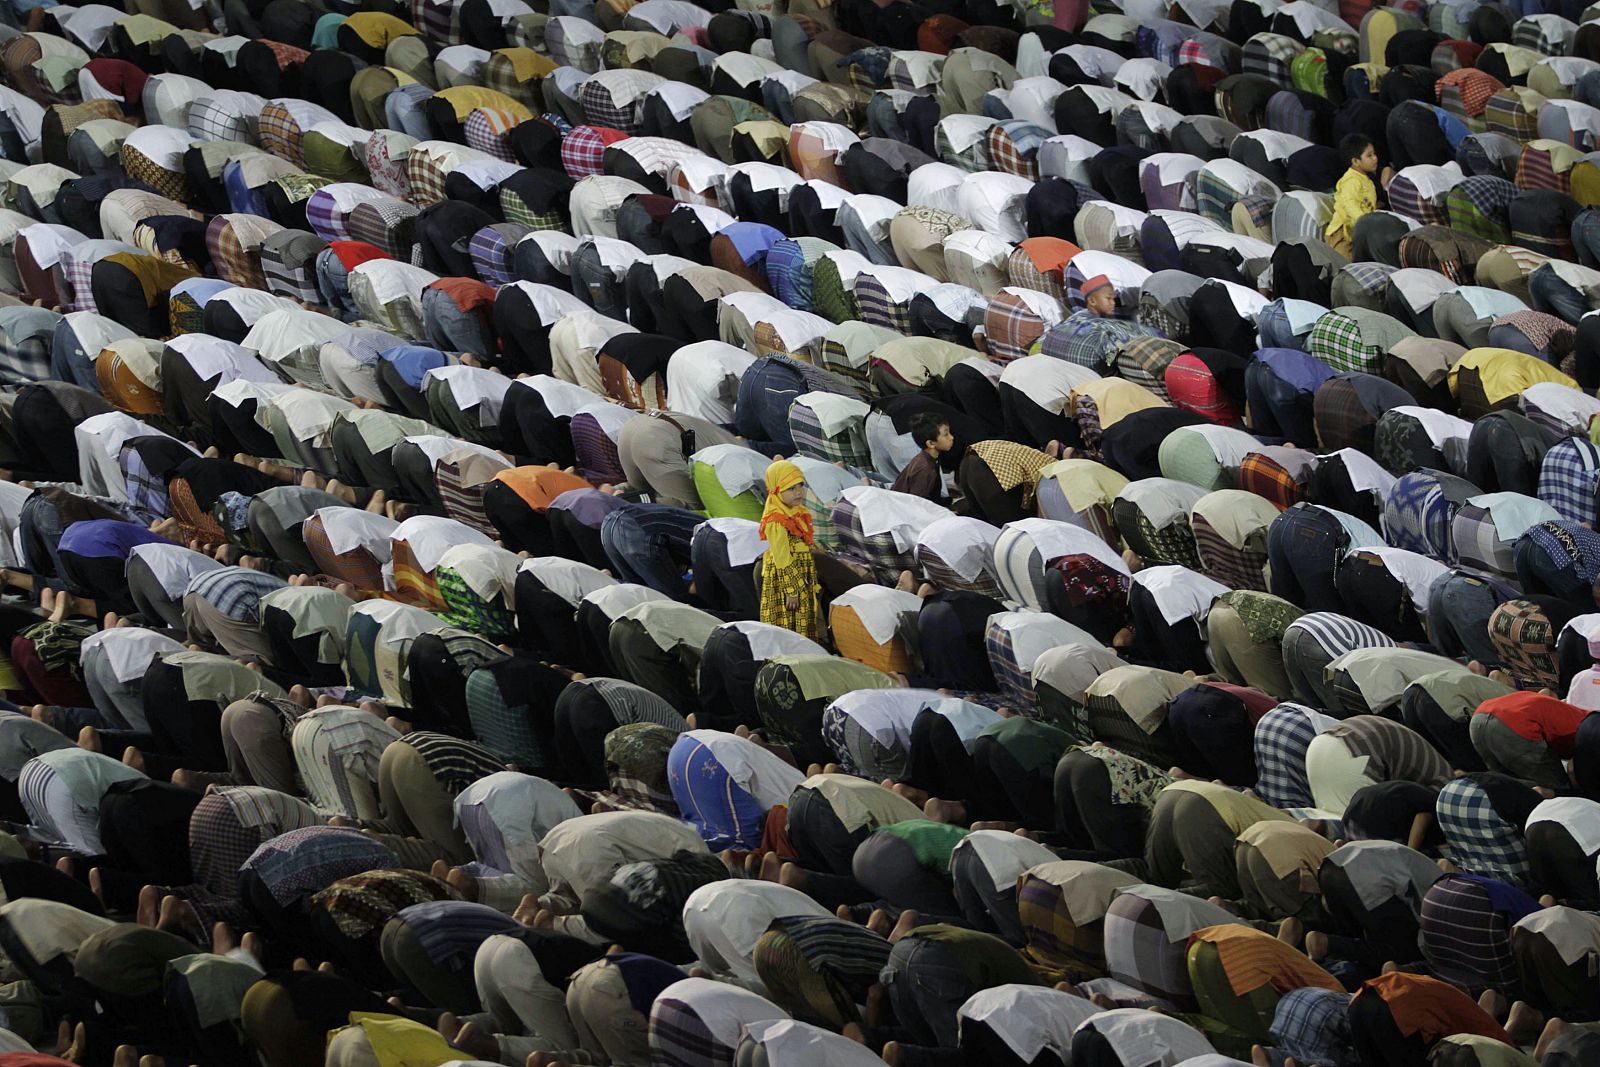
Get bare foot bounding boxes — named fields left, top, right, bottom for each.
left=137, top=885, right=160, bottom=927
left=881, top=1040, right=903, bottom=1066
left=777, top=862, right=809, bottom=892
left=923, top=798, right=968, bottom=825
left=888, top=909, right=920, bottom=942
left=446, top=867, right=478, bottom=901
left=895, top=569, right=916, bottom=593
left=512, top=893, right=539, bottom=925
left=1277, top=916, right=1303, bottom=949
left=886, top=779, right=929, bottom=806
left=89, top=867, right=106, bottom=907
left=1504, top=1000, right=1543, bottom=1044
left=122, top=747, right=146, bottom=773
left=758, top=852, right=782, bottom=884
left=111, top=1045, right=137, bottom=1067
left=1305, top=930, right=1328, bottom=962
left=865, top=908, right=892, bottom=937
left=1535, top=1018, right=1568, bottom=1061
left=77, top=726, right=100, bottom=753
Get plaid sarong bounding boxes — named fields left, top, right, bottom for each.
left=1308, top=311, right=1380, bottom=374
left=257, top=102, right=307, bottom=169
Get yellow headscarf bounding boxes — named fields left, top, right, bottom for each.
left=759, top=459, right=813, bottom=545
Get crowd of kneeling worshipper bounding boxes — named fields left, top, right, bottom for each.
left=5, top=0, right=1600, bottom=1063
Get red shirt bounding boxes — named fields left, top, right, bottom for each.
left=1477, top=691, right=1592, bottom=756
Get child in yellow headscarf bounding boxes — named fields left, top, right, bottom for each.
left=759, top=459, right=820, bottom=642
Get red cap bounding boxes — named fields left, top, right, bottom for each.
left=1082, top=274, right=1113, bottom=297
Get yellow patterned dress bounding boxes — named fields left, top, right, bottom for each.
left=760, top=521, right=821, bottom=643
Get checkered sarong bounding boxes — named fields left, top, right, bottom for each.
left=1239, top=452, right=1304, bottom=510
left=1451, top=504, right=1515, bottom=577
left=1437, top=68, right=1503, bottom=118
left=983, top=292, right=1051, bottom=363
left=1192, top=514, right=1268, bottom=591
left=1484, top=89, right=1539, bottom=141
left=348, top=197, right=420, bottom=258
left=852, top=275, right=914, bottom=334
left=257, top=102, right=307, bottom=169
left=463, top=108, right=521, bottom=162
left=984, top=623, right=1037, bottom=710
left=1435, top=777, right=1531, bottom=885
left=404, top=151, right=451, bottom=207
left=1538, top=438, right=1600, bottom=527
left=788, top=399, right=869, bottom=467
left=1115, top=336, right=1183, bottom=399
left=1515, top=145, right=1568, bottom=195
left=1112, top=500, right=1201, bottom=568
left=560, top=126, right=614, bottom=178
left=988, top=121, right=1046, bottom=180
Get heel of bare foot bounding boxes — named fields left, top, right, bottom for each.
left=895, top=569, right=916, bottom=593
left=122, top=747, right=146, bottom=773
left=777, top=861, right=809, bottom=892
left=77, top=726, right=100, bottom=753
left=923, top=797, right=967, bottom=825
left=137, top=885, right=160, bottom=927
left=111, top=1045, right=137, bottom=1067
left=1504, top=1000, right=1543, bottom=1044
left=1535, top=1018, right=1568, bottom=1061
left=1304, top=930, right=1328, bottom=962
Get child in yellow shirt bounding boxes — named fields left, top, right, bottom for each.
left=1325, top=134, right=1395, bottom=257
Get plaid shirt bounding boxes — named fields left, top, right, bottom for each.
left=118, top=443, right=170, bottom=521
left=984, top=622, right=1038, bottom=710
left=1435, top=778, right=1531, bottom=886
left=207, top=215, right=280, bottom=291
left=1270, top=988, right=1358, bottom=1067
left=1308, top=311, right=1380, bottom=374
left=187, top=94, right=255, bottom=144
left=185, top=567, right=288, bottom=623
left=1115, top=336, right=1184, bottom=399
left=241, top=826, right=400, bottom=906
left=1446, top=177, right=1518, bottom=241
left=579, top=71, right=661, bottom=135
left=467, top=224, right=520, bottom=286
left=571, top=411, right=628, bottom=484
left=405, top=149, right=452, bottom=207
left=1538, top=438, right=1600, bottom=527
left=1242, top=32, right=1300, bottom=85
left=1515, top=144, right=1569, bottom=194
left=0, top=327, right=52, bottom=385
left=1253, top=703, right=1326, bottom=809
left=260, top=233, right=325, bottom=303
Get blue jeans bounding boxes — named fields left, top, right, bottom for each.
left=1529, top=263, right=1592, bottom=325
